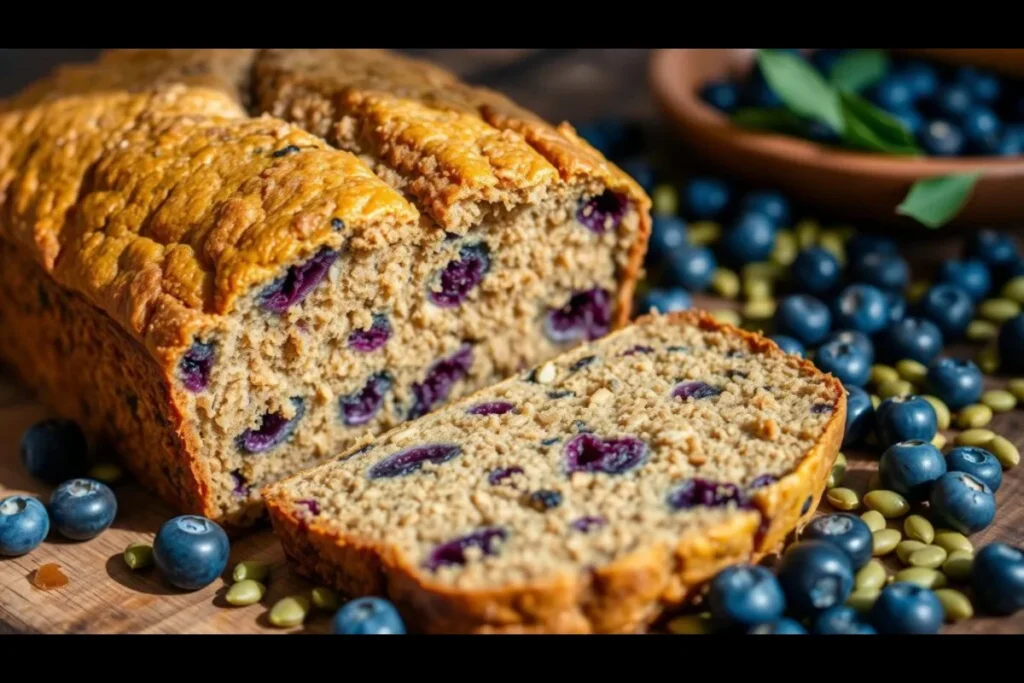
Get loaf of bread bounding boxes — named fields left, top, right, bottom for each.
left=264, top=311, right=846, bottom=633
left=0, top=50, right=650, bottom=528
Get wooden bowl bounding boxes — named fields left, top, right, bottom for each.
left=649, top=49, right=1024, bottom=228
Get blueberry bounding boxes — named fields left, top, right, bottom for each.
left=825, top=330, right=875, bottom=365
left=700, top=81, right=740, bottom=114
left=664, top=245, right=717, bottom=291
left=814, top=339, right=871, bottom=388
left=564, top=433, right=647, bottom=475
left=774, top=294, right=832, bottom=346
left=1001, top=314, right=1024, bottom=372
left=885, top=292, right=907, bottom=323
left=706, top=564, right=786, bottom=627
left=260, top=247, right=339, bottom=314
left=20, top=419, right=89, bottom=486
left=792, top=247, right=841, bottom=295
left=683, top=177, right=731, bottom=221
left=945, top=446, right=1003, bottom=492
left=424, top=527, right=507, bottom=570
left=936, top=259, right=991, bottom=301
left=850, top=252, right=909, bottom=292
left=879, top=440, right=947, bottom=502
left=843, top=386, right=875, bottom=448
left=340, top=372, right=393, bottom=426
left=332, top=597, right=406, bottom=634
left=770, top=334, right=805, bottom=357
left=956, top=65, right=1001, bottom=103
left=971, top=543, right=1024, bottom=616
left=899, top=61, right=939, bottom=99
left=667, top=477, right=742, bottom=510
left=428, top=243, right=491, bottom=307
left=180, top=341, right=215, bottom=392
left=964, top=229, right=1018, bottom=270
left=48, top=478, right=116, bottom=541
left=831, top=284, right=889, bottom=335
left=846, top=234, right=898, bottom=263
left=877, top=317, right=943, bottom=365
left=153, top=515, right=230, bottom=591
left=638, top=288, right=692, bottom=314
left=930, top=83, right=973, bottom=120
left=875, top=395, right=938, bottom=449
left=963, top=104, right=1002, bottom=145
left=925, top=357, right=983, bottom=410
left=917, top=283, right=974, bottom=340
left=812, top=605, right=877, bottom=634
left=721, top=212, right=776, bottom=264
left=776, top=540, right=854, bottom=617
left=648, top=216, right=688, bottom=257
left=919, top=119, right=966, bottom=156
left=996, top=131, right=1024, bottom=156
left=546, top=289, right=612, bottom=344
left=869, top=76, right=914, bottom=112
left=868, top=583, right=943, bottom=634
left=348, top=314, right=391, bottom=352
left=0, top=495, right=49, bottom=557
left=929, top=471, right=996, bottom=535
left=747, top=618, right=807, bottom=634
left=889, top=106, right=924, bottom=136
left=802, top=513, right=874, bottom=569
left=737, top=190, right=791, bottom=228
left=368, top=444, right=462, bottom=479
left=237, top=398, right=306, bottom=454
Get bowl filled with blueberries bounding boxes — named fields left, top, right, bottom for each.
left=649, top=48, right=1024, bottom=228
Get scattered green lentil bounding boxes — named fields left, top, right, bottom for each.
left=966, top=319, right=998, bottom=342
left=742, top=277, right=773, bottom=302
left=771, top=230, right=798, bottom=267
left=667, top=613, right=714, bottom=635
left=895, top=359, right=928, bottom=384
left=268, top=595, right=311, bottom=629
left=933, top=530, right=973, bottom=555
left=795, top=219, right=820, bottom=249
left=872, top=529, right=902, bottom=556
left=982, top=389, right=1017, bottom=413
left=941, top=550, right=975, bottom=582
left=895, top=540, right=928, bottom=565
left=123, top=543, right=154, bottom=570
left=870, top=364, right=900, bottom=387
left=826, top=487, right=859, bottom=511
left=870, top=395, right=881, bottom=409
left=934, top=588, right=973, bottom=622
left=233, top=560, right=270, bottom=584
left=893, top=567, right=947, bottom=589
left=908, top=546, right=948, bottom=569
left=1008, top=378, right=1024, bottom=402
left=979, top=297, right=1021, bottom=323
left=688, top=221, right=721, bottom=246
left=742, top=298, right=776, bottom=320
left=742, top=262, right=784, bottom=282
left=311, top=586, right=340, bottom=612
left=931, top=433, right=947, bottom=450
left=1001, top=275, right=1024, bottom=304
left=817, top=232, right=846, bottom=265
left=878, top=379, right=913, bottom=400
left=863, top=490, right=910, bottom=518
left=956, top=403, right=993, bottom=429
left=846, top=588, right=881, bottom=612
left=651, top=184, right=679, bottom=216
left=855, top=559, right=888, bottom=591
left=955, top=428, right=996, bottom=448
left=225, top=579, right=266, bottom=607
left=860, top=510, right=886, bottom=532
left=827, top=452, right=848, bottom=490
left=903, top=515, right=935, bottom=544
left=711, top=268, right=741, bottom=299
left=976, top=345, right=1000, bottom=374
left=709, top=309, right=742, bottom=327
left=906, top=280, right=930, bottom=303
left=921, top=395, right=951, bottom=430
left=87, top=462, right=123, bottom=485
left=989, top=435, right=1021, bottom=469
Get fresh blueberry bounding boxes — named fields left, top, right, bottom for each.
left=683, top=177, right=731, bottom=221
left=814, top=339, right=871, bottom=388
left=844, top=386, right=875, bottom=448
left=825, top=330, right=875, bottom=365
left=776, top=540, right=854, bottom=617
left=997, top=131, right=1024, bottom=156
left=721, top=212, right=776, bottom=264
left=965, top=229, right=1018, bottom=270
left=925, top=357, right=983, bottom=410
left=812, top=605, right=877, bottom=635
left=20, top=419, right=89, bottom=486
left=847, top=234, right=898, bottom=263
left=1000, top=313, right=1024, bottom=374
left=617, top=159, right=655, bottom=194
left=802, top=513, right=874, bottom=569
left=963, top=104, right=1001, bottom=144
left=878, top=317, right=943, bottom=365
left=971, top=543, right=1024, bottom=616
left=664, top=245, right=717, bottom=291
left=48, top=478, right=116, bottom=541
left=889, top=106, right=924, bottom=136
left=737, top=190, right=791, bottom=228
left=885, top=292, right=907, bottom=323
left=869, top=76, right=914, bottom=112
left=956, top=65, right=1001, bottom=103
left=875, top=396, right=938, bottom=449
left=936, top=259, right=991, bottom=301
left=706, top=564, right=786, bottom=627
left=930, top=83, right=973, bottom=120
left=701, top=81, right=740, bottom=114
left=332, top=597, right=406, bottom=634
left=917, top=284, right=974, bottom=340
left=648, top=216, right=688, bottom=257
left=879, top=440, right=947, bottom=502
left=638, top=287, right=692, bottom=314
left=930, top=471, right=996, bottom=535
left=792, top=247, right=841, bottom=295
left=831, top=284, right=889, bottom=335
left=770, top=334, right=805, bottom=357
left=919, top=119, right=966, bottom=156
left=0, top=495, right=49, bottom=557
left=945, top=446, right=1003, bottom=492
left=850, top=252, right=909, bottom=292
left=153, top=515, right=230, bottom=591
left=899, top=61, right=939, bottom=100
left=774, top=294, right=832, bottom=346
left=868, top=583, right=943, bottom=634
left=747, top=618, right=807, bottom=634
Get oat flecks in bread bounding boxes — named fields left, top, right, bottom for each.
left=0, top=49, right=650, bottom=527
left=264, top=311, right=846, bottom=633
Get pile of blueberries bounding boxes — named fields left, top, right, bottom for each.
left=701, top=50, right=1024, bottom=157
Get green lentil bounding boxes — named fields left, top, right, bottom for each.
left=872, top=528, right=902, bottom=556
left=955, top=428, right=996, bottom=448
left=233, top=560, right=270, bottom=584
left=860, top=510, right=887, bottom=532
left=225, top=579, right=266, bottom=607
left=855, top=559, right=888, bottom=591
left=742, top=298, right=776, bottom=321
left=976, top=345, right=1000, bottom=374
left=941, top=550, right=975, bottom=582
left=711, top=268, right=741, bottom=299
left=878, top=379, right=913, bottom=400
left=934, top=588, right=973, bottom=622
left=921, top=395, right=951, bottom=430
left=893, top=567, right=947, bottom=589
left=743, top=277, right=773, bottom=302
left=827, top=452, right=848, bottom=490
left=909, top=546, right=948, bottom=569
left=931, top=433, right=947, bottom=450
left=870, top=394, right=881, bottom=409
left=846, top=588, right=881, bottom=612
left=933, top=530, right=973, bottom=555
left=311, top=586, right=340, bottom=612
left=907, top=280, right=931, bottom=303
left=989, top=435, right=1021, bottom=469
left=795, top=219, right=820, bottom=249
left=742, top=262, right=784, bottom=282
left=979, top=297, right=1021, bottom=323
left=709, top=309, right=742, bottom=327
left=667, top=613, right=714, bottom=635
left=268, top=595, right=311, bottom=628
left=956, top=403, right=993, bottom=429
left=966, top=319, right=998, bottom=342
left=1008, top=378, right=1024, bottom=402
left=982, top=389, right=1017, bottom=413
left=903, top=515, right=935, bottom=544
left=87, top=462, right=123, bottom=485
left=123, top=543, right=154, bottom=570
left=896, top=359, right=928, bottom=384
left=826, top=487, right=859, bottom=511
left=895, top=540, right=928, bottom=565
left=1001, top=275, right=1024, bottom=304
left=651, top=184, right=679, bottom=216
left=817, top=232, right=846, bottom=265
left=870, top=364, right=900, bottom=387
left=863, top=490, right=910, bottom=518
left=688, top=221, right=721, bottom=246
left=771, top=230, right=798, bottom=267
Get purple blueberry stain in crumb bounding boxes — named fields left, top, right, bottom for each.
left=347, top=314, right=391, bottom=352
left=236, top=398, right=305, bottom=454
left=230, top=470, right=250, bottom=496
left=428, top=243, right=491, bottom=308
left=424, top=527, right=508, bottom=571
left=296, top=499, right=321, bottom=515
left=569, top=355, right=599, bottom=373
left=466, top=401, right=515, bottom=416
left=540, top=437, right=561, bottom=447
left=748, top=474, right=778, bottom=490
left=547, top=390, right=574, bottom=399
left=331, top=218, right=345, bottom=231
left=564, top=433, right=647, bottom=475
left=340, top=372, right=393, bottom=426
left=622, top=345, right=654, bottom=356
left=408, top=345, right=473, bottom=420
left=180, top=341, right=215, bottom=392
left=260, top=247, right=339, bottom=314
left=811, top=403, right=834, bottom=414
left=368, top=444, right=462, bottom=479
left=571, top=516, right=607, bottom=533
left=667, top=478, right=743, bottom=510
left=672, top=381, right=722, bottom=401
left=525, top=490, right=563, bottom=512
left=545, top=288, right=612, bottom=343
left=576, top=190, right=628, bottom=234
left=487, top=467, right=524, bottom=485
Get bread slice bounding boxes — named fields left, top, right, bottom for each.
left=264, top=311, right=846, bottom=633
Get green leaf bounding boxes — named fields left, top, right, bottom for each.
left=756, top=50, right=844, bottom=134
left=829, top=50, right=890, bottom=93
left=897, top=173, right=980, bottom=228
left=839, top=90, right=920, bottom=155
left=732, top=107, right=812, bottom=136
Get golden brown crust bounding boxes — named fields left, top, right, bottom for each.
left=264, top=310, right=846, bottom=634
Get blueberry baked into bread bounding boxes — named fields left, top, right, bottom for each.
left=264, top=311, right=846, bottom=633
left=0, top=50, right=650, bottom=528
